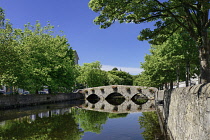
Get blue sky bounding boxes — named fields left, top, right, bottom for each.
left=1, top=0, right=154, bottom=75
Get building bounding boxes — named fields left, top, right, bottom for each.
left=74, top=50, right=79, bottom=64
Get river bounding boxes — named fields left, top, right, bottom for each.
left=0, top=100, right=165, bottom=140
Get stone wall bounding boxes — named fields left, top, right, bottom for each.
left=0, top=93, right=84, bottom=109
left=156, top=84, right=210, bottom=140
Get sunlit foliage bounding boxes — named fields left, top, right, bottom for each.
left=0, top=21, right=78, bottom=93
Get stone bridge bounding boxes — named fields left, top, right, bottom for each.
left=81, top=85, right=157, bottom=100
left=81, top=99, right=155, bottom=113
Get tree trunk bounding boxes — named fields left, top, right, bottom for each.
left=185, top=61, right=190, bottom=86
left=176, top=65, right=180, bottom=88
left=199, top=52, right=210, bottom=84
left=199, top=30, right=210, bottom=84
left=164, top=83, right=168, bottom=90
left=161, top=84, right=163, bottom=90
left=170, top=80, right=173, bottom=89
left=48, top=87, right=51, bottom=94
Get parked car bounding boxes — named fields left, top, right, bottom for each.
left=38, top=91, right=48, bottom=94
left=0, top=90, right=5, bottom=95
left=23, top=91, right=30, bottom=95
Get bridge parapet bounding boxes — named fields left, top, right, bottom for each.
left=81, top=85, right=157, bottom=100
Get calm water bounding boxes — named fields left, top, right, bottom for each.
left=0, top=100, right=164, bottom=140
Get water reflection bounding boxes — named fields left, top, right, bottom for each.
left=0, top=100, right=163, bottom=140
left=0, top=110, right=83, bottom=140
left=105, top=93, right=125, bottom=105
left=83, top=98, right=155, bottom=113
left=71, top=108, right=128, bottom=134
left=139, top=112, right=165, bottom=140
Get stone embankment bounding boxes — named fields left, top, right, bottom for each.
left=156, top=84, right=210, bottom=140
left=0, top=93, right=84, bottom=109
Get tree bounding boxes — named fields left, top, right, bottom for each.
left=112, top=67, right=118, bottom=71
left=134, top=32, right=199, bottom=88
left=89, top=0, right=210, bottom=84
left=107, top=72, right=124, bottom=85
left=133, top=72, right=156, bottom=87
left=12, top=22, right=77, bottom=93
left=0, top=9, right=78, bottom=93
left=0, top=21, right=21, bottom=87
left=76, top=61, right=108, bottom=87
left=0, top=7, right=4, bottom=27
left=108, top=69, right=133, bottom=85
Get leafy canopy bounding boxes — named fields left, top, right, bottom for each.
left=134, top=32, right=199, bottom=87
left=0, top=20, right=78, bottom=93
left=89, top=0, right=210, bottom=45
left=76, top=61, right=108, bottom=87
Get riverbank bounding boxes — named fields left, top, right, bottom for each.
left=0, top=93, right=84, bottom=109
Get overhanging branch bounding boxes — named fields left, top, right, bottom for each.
left=153, top=0, right=197, bottom=40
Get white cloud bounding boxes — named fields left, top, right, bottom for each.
left=101, top=65, right=143, bottom=75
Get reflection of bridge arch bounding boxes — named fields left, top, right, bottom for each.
left=81, top=99, right=155, bottom=113
left=82, top=85, right=157, bottom=100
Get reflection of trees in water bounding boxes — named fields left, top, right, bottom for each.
left=105, top=92, right=125, bottom=105
left=72, top=108, right=108, bottom=134
left=131, top=94, right=148, bottom=105
left=0, top=113, right=83, bottom=140
left=0, top=107, right=130, bottom=140
left=139, top=112, right=164, bottom=140
left=71, top=108, right=128, bottom=134
left=108, top=113, right=128, bottom=119
left=132, top=98, right=148, bottom=105
left=106, top=98, right=125, bottom=105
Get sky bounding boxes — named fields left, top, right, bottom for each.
left=1, top=0, right=154, bottom=75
